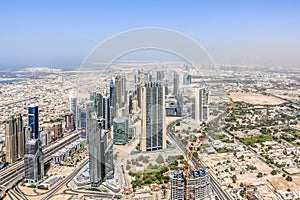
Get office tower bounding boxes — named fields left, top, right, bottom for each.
left=128, top=91, right=134, bottom=115
left=28, top=105, right=39, bottom=139
left=136, top=84, right=142, bottom=108
left=16, top=114, right=24, bottom=159
left=53, top=122, right=63, bottom=140
left=173, top=70, right=179, bottom=96
left=115, top=74, right=126, bottom=109
left=113, top=117, right=129, bottom=144
left=140, top=82, right=166, bottom=152
left=171, top=167, right=211, bottom=200
left=88, top=113, right=104, bottom=187
left=95, top=93, right=103, bottom=118
left=65, top=113, right=75, bottom=131
left=69, top=89, right=77, bottom=119
left=5, top=116, right=17, bottom=163
left=194, top=87, right=209, bottom=121
left=77, top=100, right=95, bottom=139
left=102, top=96, right=110, bottom=130
left=89, top=115, right=114, bottom=187
left=24, top=139, right=44, bottom=183
left=109, top=78, right=116, bottom=109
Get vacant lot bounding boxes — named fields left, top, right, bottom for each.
left=268, top=176, right=300, bottom=191
left=229, top=92, right=286, bottom=105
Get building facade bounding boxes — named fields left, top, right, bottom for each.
left=28, top=105, right=39, bottom=139
left=24, top=139, right=44, bottom=183
left=140, top=82, right=166, bottom=152
left=113, top=117, right=129, bottom=144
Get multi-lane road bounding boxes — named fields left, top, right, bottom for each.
left=166, top=118, right=232, bottom=200
left=0, top=132, right=80, bottom=199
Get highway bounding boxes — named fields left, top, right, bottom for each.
left=0, top=132, right=80, bottom=199
left=41, top=159, right=89, bottom=200
left=166, top=118, right=232, bottom=200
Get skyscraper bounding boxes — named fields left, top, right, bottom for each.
left=16, top=114, right=24, bottom=159
left=53, top=122, right=63, bottom=140
left=77, top=100, right=95, bottom=139
left=88, top=113, right=104, bottom=187
left=173, top=70, right=179, bottom=96
left=140, top=82, right=166, bottom=152
left=89, top=114, right=114, bottom=187
left=115, top=74, right=126, bottom=109
left=194, top=87, right=209, bottom=122
left=102, top=96, right=110, bottom=130
left=28, top=105, right=39, bottom=139
left=5, top=116, right=17, bottom=163
left=24, top=139, right=44, bottom=183
left=70, top=89, right=77, bottom=120
left=109, top=78, right=116, bottom=109
left=95, top=93, right=103, bottom=118
left=65, top=113, right=75, bottom=131
left=113, top=117, right=129, bottom=144
left=5, top=114, right=25, bottom=164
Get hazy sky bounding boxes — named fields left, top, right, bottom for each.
left=0, top=0, right=299, bottom=67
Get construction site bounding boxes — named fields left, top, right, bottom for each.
left=171, top=136, right=212, bottom=200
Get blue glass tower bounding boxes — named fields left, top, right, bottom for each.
left=28, top=105, right=39, bottom=139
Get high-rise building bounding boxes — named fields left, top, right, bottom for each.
left=103, top=96, right=110, bottom=130
left=70, top=89, right=77, bottom=120
left=140, top=82, right=166, bottom=152
left=113, top=117, right=129, bottom=144
left=53, top=122, right=63, bottom=140
left=65, top=113, right=75, bottom=131
left=77, top=100, right=95, bottom=139
left=95, top=93, right=103, bottom=118
left=24, top=139, right=44, bottom=183
left=28, top=105, right=39, bottom=139
left=23, top=126, right=32, bottom=142
left=183, top=73, right=192, bottom=85
left=89, top=113, right=114, bottom=187
left=88, top=113, right=104, bottom=187
left=115, top=74, right=126, bottom=109
left=194, top=87, right=209, bottom=122
left=5, top=114, right=24, bottom=163
left=109, top=78, right=116, bottom=109
left=173, top=70, right=179, bottom=96
left=171, top=167, right=212, bottom=200
left=5, top=116, right=17, bottom=163
left=16, top=114, right=24, bottom=159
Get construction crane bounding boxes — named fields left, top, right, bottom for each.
left=184, top=136, right=204, bottom=200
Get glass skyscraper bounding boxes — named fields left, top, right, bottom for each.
left=141, top=82, right=166, bottom=151
left=28, top=105, right=39, bottom=139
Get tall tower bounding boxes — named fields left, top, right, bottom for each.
left=28, top=105, right=39, bottom=139
left=16, top=114, right=24, bottom=159
left=24, top=139, right=44, bottom=183
left=173, top=70, right=179, bottom=96
left=95, top=93, right=103, bottom=118
left=70, top=89, right=77, bottom=120
left=103, top=96, right=110, bottom=130
left=88, top=112, right=104, bottom=187
left=140, top=82, right=166, bottom=152
left=5, top=116, right=17, bottom=163
left=194, top=87, right=208, bottom=121
left=77, top=100, right=95, bottom=139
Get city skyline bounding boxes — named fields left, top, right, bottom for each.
left=0, top=1, right=299, bottom=67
